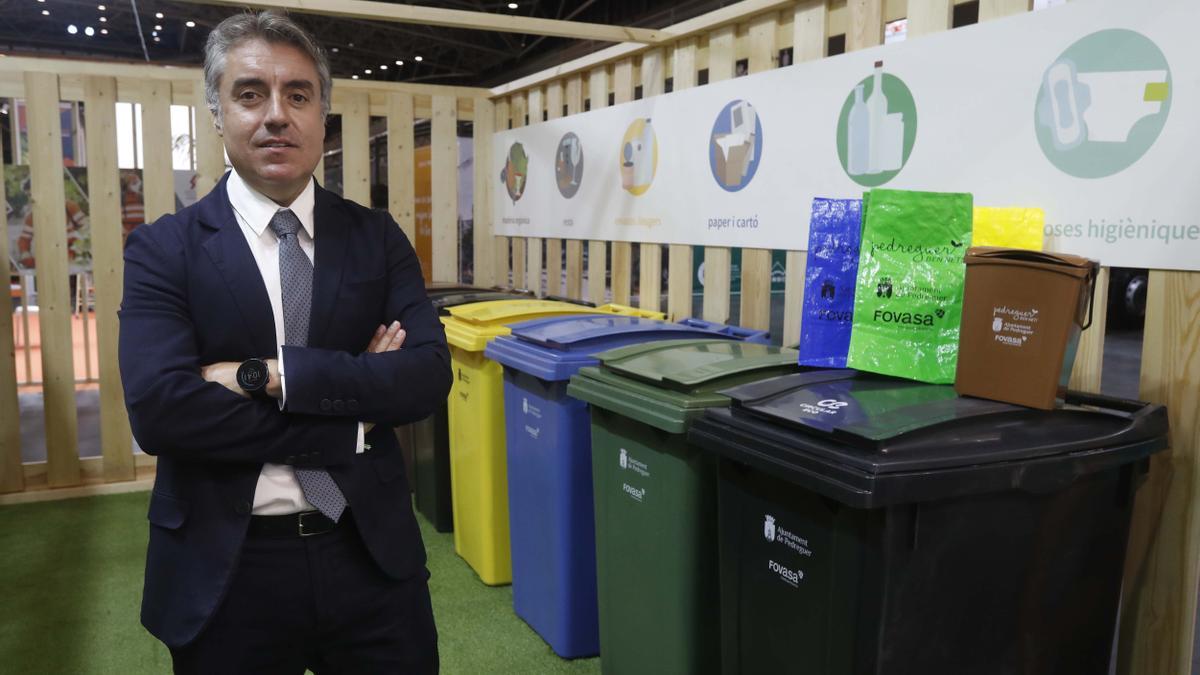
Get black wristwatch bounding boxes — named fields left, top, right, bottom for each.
left=236, top=358, right=271, bottom=399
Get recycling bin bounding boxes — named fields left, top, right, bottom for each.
left=443, top=299, right=664, bottom=585
left=484, top=316, right=770, bottom=658
left=397, top=285, right=538, bottom=532
left=687, top=370, right=1169, bottom=675
left=566, top=340, right=800, bottom=674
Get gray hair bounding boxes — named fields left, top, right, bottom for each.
left=203, top=10, right=332, bottom=130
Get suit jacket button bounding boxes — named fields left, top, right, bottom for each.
left=347, top=399, right=359, bottom=412
left=333, top=400, right=345, bottom=413
left=235, top=501, right=251, bottom=516
left=320, top=398, right=332, bottom=412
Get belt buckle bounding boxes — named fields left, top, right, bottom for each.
left=298, top=511, right=323, bottom=537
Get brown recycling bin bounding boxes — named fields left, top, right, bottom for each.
left=955, top=247, right=1099, bottom=410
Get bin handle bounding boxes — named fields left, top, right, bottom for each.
left=1078, top=263, right=1099, bottom=331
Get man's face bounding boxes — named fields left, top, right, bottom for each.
left=218, top=39, right=324, bottom=202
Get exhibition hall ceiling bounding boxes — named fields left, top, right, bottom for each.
left=0, top=0, right=736, bottom=86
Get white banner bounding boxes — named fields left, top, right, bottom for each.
left=493, top=0, right=1199, bottom=271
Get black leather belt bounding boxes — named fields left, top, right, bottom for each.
left=248, top=510, right=345, bottom=538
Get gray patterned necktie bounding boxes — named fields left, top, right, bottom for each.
left=270, top=209, right=347, bottom=522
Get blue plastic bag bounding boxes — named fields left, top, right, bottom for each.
left=798, top=198, right=863, bottom=367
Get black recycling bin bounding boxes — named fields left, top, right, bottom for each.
left=687, top=370, right=1168, bottom=675
left=397, top=285, right=533, bottom=531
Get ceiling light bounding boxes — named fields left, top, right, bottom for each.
left=68, top=24, right=78, bottom=34
left=85, top=26, right=95, bottom=36
left=100, top=28, right=108, bottom=34
left=185, top=20, right=195, bottom=28
left=395, top=60, right=403, bottom=66
left=154, top=24, right=162, bottom=30
left=352, top=75, right=359, bottom=80
left=155, top=12, right=163, bottom=18
left=331, top=47, right=339, bottom=53
left=348, top=42, right=354, bottom=48
left=154, top=36, right=160, bottom=42
left=98, top=4, right=106, bottom=9
left=41, top=9, right=49, bottom=15
left=99, top=16, right=107, bottom=22
left=508, top=2, right=518, bottom=8
left=152, top=31, right=157, bottom=36
left=414, top=55, right=423, bottom=62
left=380, top=64, right=387, bottom=70
left=364, top=69, right=372, bottom=75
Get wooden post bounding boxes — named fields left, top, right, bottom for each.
left=846, top=0, right=884, bottom=51
left=25, top=71, right=80, bottom=488
left=0, top=152, right=22, bottom=493
left=564, top=74, right=585, bottom=301
left=781, top=2, right=828, bottom=348
left=431, top=94, right=459, bottom=283
left=472, top=97, right=495, bottom=288
left=703, top=26, right=736, bottom=325
left=193, top=81, right=226, bottom=199
left=979, top=0, right=1032, bottom=21
left=906, top=0, right=953, bottom=38
left=141, top=80, right=175, bottom=223
left=738, top=13, right=778, bottom=333
left=666, top=39, right=697, bottom=322
left=544, top=81, right=564, bottom=297
left=509, top=93, right=527, bottom=290
left=388, top=92, right=417, bottom=244
left=341, top=91, right=371, bottom=206
left=637, top=49, right=665, bottom=313
left=610, top=58, right=634, bottom=307
left=1119, top=270, right=1200, bottom=674
left=84, top=76, right=135, bottom=482
left=525, top=87, right=544, bottom=296
left=587, top=66, right=609, bottom=305
left=493, top=97, right=512, bottom=288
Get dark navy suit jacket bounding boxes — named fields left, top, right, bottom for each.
left=118, top=173, right=452, bottom=648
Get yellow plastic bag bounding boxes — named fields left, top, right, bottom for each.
left=972, top=207, right=1045, bottom=251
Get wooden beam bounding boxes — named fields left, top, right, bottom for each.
left=846, top=0, right=884, bottom=51
left=177, top=0, right=668, bottom=44
left=544, top=82, right=564, bottom=297
left=783, top=1, right=827, bottom=348
left=193, top=86, right=227, bottom=198
left=141, top=80, right=175, bottom=223
left=1067, top=267, right=1109, bottom=393
left=25, top=72, right=80, bottom=488
left=493, top=98, right=512, bottom=288
left=906, top=0, right=954, bottom=38
left=563, top=76, right=585, bottom=302
left=666, top=39, right=697, bottom=322
left=472, top=97, right=495, bottom=288
left=637, top=49, right=665, bottom=313
left=430, top=94, right=458, bottom=283
left=489, top=0, right=797, bottom=96
left=0, top=156, right=22, bottom=493
left=1119, top=270, right=1200, bottom=675
left=388, top=93, right=417, bottom=244
left=84, top=76, right=136, bottom=483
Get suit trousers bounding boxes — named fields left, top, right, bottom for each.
left=169, top=514, right=438, bottom=674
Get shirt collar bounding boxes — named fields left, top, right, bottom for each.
left=226, top=167, right=316, bottom=240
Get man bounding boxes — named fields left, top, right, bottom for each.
left=118, top=11, right=448, bottom=673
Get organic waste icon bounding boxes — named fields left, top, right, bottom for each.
left=500, top=142, right=529, bottom=203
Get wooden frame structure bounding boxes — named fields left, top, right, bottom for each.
left=0, top=2, right=1196, bottom=672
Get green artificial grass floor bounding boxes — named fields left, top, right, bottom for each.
left=0, top=491, right=601, bottom=674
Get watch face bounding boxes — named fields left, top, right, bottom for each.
left=238, top=360, right=268, bottom=391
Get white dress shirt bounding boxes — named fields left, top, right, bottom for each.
left=225, top=169, right=364, bottom=515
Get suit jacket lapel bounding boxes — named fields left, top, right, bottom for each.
left=198, top=175, right=277, bottom=355
left=309, top=184, right=349, bottom=348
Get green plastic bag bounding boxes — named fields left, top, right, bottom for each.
left=847, top=189, right=973, bottom=384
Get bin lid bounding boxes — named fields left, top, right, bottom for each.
left=442, top=300, right=665, bottom=352
left=484, top=316, right=749, bottom=382
left=431, top=290, right=534, bottom=313
left=688, top=371, right=1169, bottom=507
left=566, top=339, right=799, bottom=434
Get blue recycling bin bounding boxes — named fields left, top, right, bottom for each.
left=483, top=315, right=769, bottom=658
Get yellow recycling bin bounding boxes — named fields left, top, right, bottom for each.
left=443, top=299, right=666, bottom=585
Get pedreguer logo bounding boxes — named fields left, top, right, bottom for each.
left=764, top=515, right=776, bottom=542
left=619, top=448, right=628, bottom=469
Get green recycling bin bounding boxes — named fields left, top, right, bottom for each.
left=567, top=339, right=799, bottom=675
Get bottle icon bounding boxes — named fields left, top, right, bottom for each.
left=867, top=61, right=888, bottom=174
left=847, top=84, right=870, bottom=176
